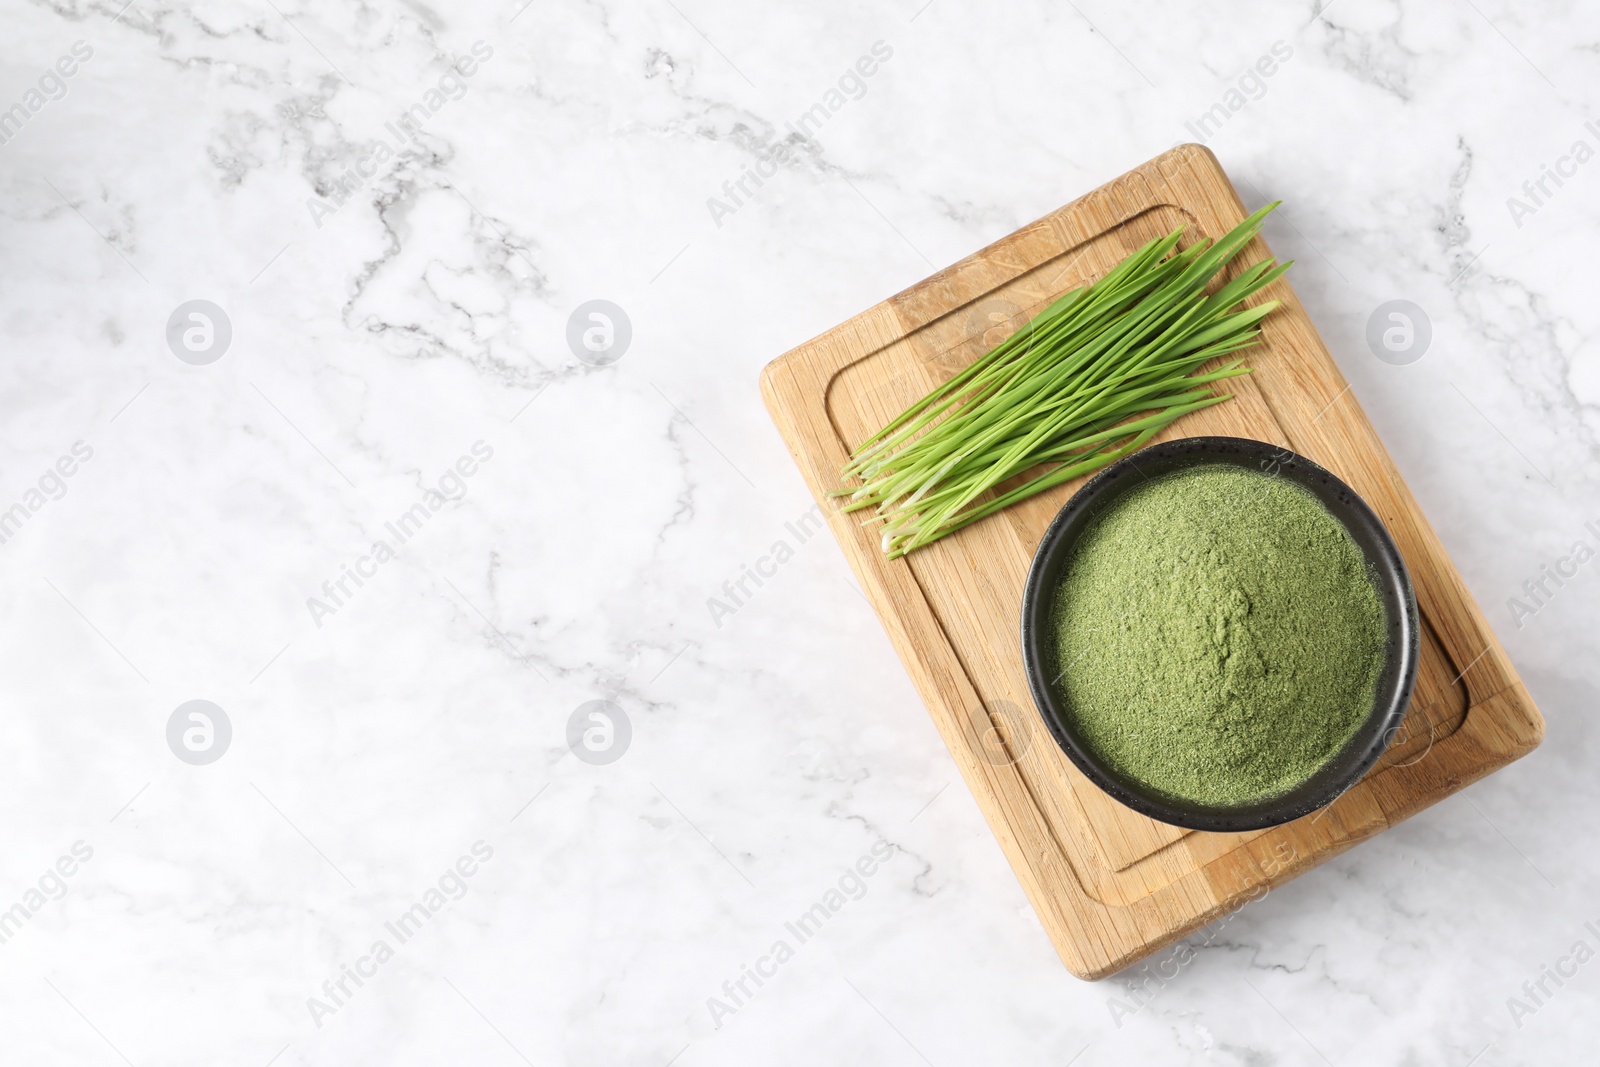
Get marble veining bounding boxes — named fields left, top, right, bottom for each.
left=1, top=0, right=1597, bottom=1063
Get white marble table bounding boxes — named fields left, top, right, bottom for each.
left=1, top=0, right=1595, bottom=1063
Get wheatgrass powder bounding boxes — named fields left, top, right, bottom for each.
left=1051, top=464, right=1387, bottom=807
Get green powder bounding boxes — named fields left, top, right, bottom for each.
left=1050, top=464, right=1387, bottom=807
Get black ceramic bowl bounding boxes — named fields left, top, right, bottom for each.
left=1020, top=436, right=1420, bottom=832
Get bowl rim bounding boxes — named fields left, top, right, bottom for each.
left=1019, top=435, right=1422, bottom=833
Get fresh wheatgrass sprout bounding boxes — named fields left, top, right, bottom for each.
left=833, top=202, right=1291, bottom=559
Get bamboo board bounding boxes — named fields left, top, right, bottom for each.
left=759, top=145, right=1544, bottom=978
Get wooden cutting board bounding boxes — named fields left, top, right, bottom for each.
left=759, top=145, right=1544, bottom=979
